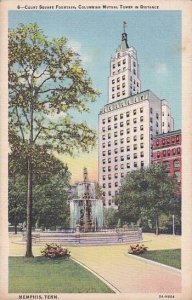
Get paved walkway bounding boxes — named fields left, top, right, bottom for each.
left=9, top=233, right=181, bottom=293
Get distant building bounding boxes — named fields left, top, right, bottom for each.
left=98, top=28, right=174, bottom=208
left=152, top=129, right=182, bottom=192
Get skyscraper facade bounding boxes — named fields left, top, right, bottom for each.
left=98, top=29, right=174, bottom=208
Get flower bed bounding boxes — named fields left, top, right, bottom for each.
left=41, top=243, right=71, bottom=259
left=128, top=244, right=148, bottom=255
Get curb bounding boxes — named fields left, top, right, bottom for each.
left=125, top=253, right=181, bottom=274
left=71, top=257, right=121, bottom=294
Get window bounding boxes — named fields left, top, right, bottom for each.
left=127, top=154, right=130, bottom=160
left=122, top=83, right=125, bottom=88
left=127, top=128, right=130, bottom=134
left=174, top=160, right=180, bottom=168
left=108, top=117, right=111, bottom=123
left=117, top=92, right=120, bottom=97
left=176, top=135, right=180, bottom=142
left=133, top=109, right=137, bottom=115
left=134, top=162, right=137, bottom=167
left=112, top=94, right=115, bottom=99
left=133, top=135, right=137, bottom=141
left=102, top=151, right=106, bottom=157
left=172, top=137, right=175, bottom=143
left=103, top=183, right=106, bottom=188
left=108, top=174, right=111, bottom=180
left=156, top=113, right=159, bottom=119
left=162, top=139, right=165, bottom=145
left=137, top=82, right=139, bottom=87
left=114, top=123, right=117, bottom=129
left=108, top=158, right=111, bottom=163
left=126, top=111, right=130, bottom=117
left=108, top=191, right=111, bottom=196
left=114, top=115, right=118, bottom=121
left=102, top=135, right=105, bottom=141
left=102, top=159, right=106, bottom=164
left=133, top=127, right=137, bottom=132
left=134, top=153, right=137, bottom=159
left=121, top=164, right=124, bottom=169
left=102, top=143, right=105, bottom=148
left=163, top=150, right=166, bottom=157
left=150, top=126, right=153, bottom=131
left=117, top=77, right=120, bottom=82
left=103, top=192, right=105, bottom=197
left=121, top=173, right=124, bottom=178
left=140, top=151, right=144, bottom=158
left=140, top=134, right=144, bottom=140
left=117, top=85, right=120, bottom=90
left=120, top=130, right=124, bottom=136
left=114, top=131, right=118, bottom=137
left=120, top=138, right=124, bottom=144
left=177, top=147, right=181, bottom=154
left=140, top=143, right=144, bottom=149
left=108, top=125, right=111, bottom=130
left=108, top=183, right=111, bottom=188
left=133, top=118, right=137, bottom=124
left=102, top=127, right=105, bottom=132
left=108, top=150, right=111, bottom=155
left=127, top=137, right=130, bottom=143
left=122, top=91, right=125, bottom=96
left=102, top=175, right=105, bottom=180
left=157, top=151, right=160, bottom=158
left=156, top=140, right=159, bottom=146
left=108, top=133, right=111, bottom=139
left=167, top=138, right=170, bottom=144
left=123, top=59, right=126, bottom=64
left=114, top=156, right=118, bottom=162
left=112, top=64, right=115, bottom=69
left=120, top=113, right=123, bottom=119
left=150, top=108, right=153, bottom=113
left=120, top=156, right=124, bottom=161
left=112, top=87, right=115, bottom=92
left=127, top=163, right=130, bottom=169
left=120, top=147, right=124, bottom=153
left=140, top=125, right=143, bottom=131
left=118, top=61, right=121, bottom=67
left=133, top=69, right=136, bottom=75
left=120, top=122, right=123, bottom=127
left=102, top=119, right=105, bottom=124
left=114, top=140, right=118, bottom=145
left=141, top=161, right=144, bottom=168
left=172, top=148, right=176, bottom=155
left=115, top=173, right=118, bottom=179
left=156, top=121, right=158, bottom=127
left=112, top=79, right=115, bottom=84
left=163, top=161, right=170, bottom=171
left=122, top=75, right=125, bottom=80
left=115, top=182, right=118, bottom=187
left=174, top=171, right=181, bottom=183
left=102, top=167, right=106, bottom=172
left=167, top=150, right=171, bottom=156
left=140, top=116, right=144, bottom=122
left=126, top=120, right=130, bottom=126
left=127, top=146, right=130, bottom=151
left=114, top=148, right=118, bottom=154
left=150, top=117, right=153, bottom=123
left=133, top=144, right=137, bottom=150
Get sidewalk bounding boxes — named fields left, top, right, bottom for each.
left=9, top=233, right=181, bottom=293
left=70, top=233, right=181, bottom=293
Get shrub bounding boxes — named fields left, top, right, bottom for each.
left=41, top=243, right=71, bottom=259
left=128, top=244, right=148, bottom=255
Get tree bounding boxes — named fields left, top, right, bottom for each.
left=9, top=23, right=99, bottom=257
left=9, top=150, right=71, bottom=233
left=116, top=164, right=179, bottom=235
left=104, top=208, right=119, bottom=228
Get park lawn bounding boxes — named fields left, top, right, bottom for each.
left=9, top=257, right=113, bottom=293
left=140, top=249, right=181, bottom=269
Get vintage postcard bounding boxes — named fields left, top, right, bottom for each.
left=0, top=1, right=192, bottom=300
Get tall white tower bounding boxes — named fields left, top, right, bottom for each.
left=98, top=25, right=174, bottom=208
left=108, top=31, right=141, bottom=103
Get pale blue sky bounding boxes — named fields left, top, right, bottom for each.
left=9, top=10, right=181, bottom=131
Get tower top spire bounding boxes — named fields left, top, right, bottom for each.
left=83, top=167, right=88, bottom=182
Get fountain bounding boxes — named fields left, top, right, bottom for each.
left=69, top=168, right=103, bottom=232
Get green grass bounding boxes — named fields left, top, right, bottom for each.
left=140, top=249, right=181, bottom=269
left=9, top=257, right=113, bottom=293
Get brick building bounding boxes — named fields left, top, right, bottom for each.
left=152, top=129, right=182, bottom=192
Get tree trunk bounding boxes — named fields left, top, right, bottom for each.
left=155, top=215, right=159, bottom=235
left=25, top=102, right=34, bottom=258
left=25, top=158, right=33, bottom=257
left=14, top=222, right=17, bottom=235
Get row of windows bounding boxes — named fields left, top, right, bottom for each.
left=102, top=133, right=145, bottom=142
left=155, top=147, right=181, bottom=158
left=102, top=118, right=145, bottom=131
left=154, top=135, right=180, bottom=147
left=102, top=158, right=145, bottom=171
left=112, top=67, right=126, bottom=75
left=163, top=160, right=181, bottom=170
left=102, top=108, right=146, bottom=124
left=102, top=145, right=145, bottom=156
left=102, top=162, right=145, bottom=181
left=102, top=141, right=144, bottom=149
left=112, top=75, right=126, bottom=84
left=112, top=59, right=127, bottom=69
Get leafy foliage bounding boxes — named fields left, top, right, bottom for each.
left=41, top=243, right=71, bottom=259
left=9, top=23, right=99, bottom=256
left=104, top=208, right=119, bottom=228
left=116, top=164, right=180, bottom=234
left=128, top=244, right=148, bottom=255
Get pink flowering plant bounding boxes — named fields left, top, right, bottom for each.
left=128, top=244, right=148, bottom=255
left=41, top=243, right=71, bottom=259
